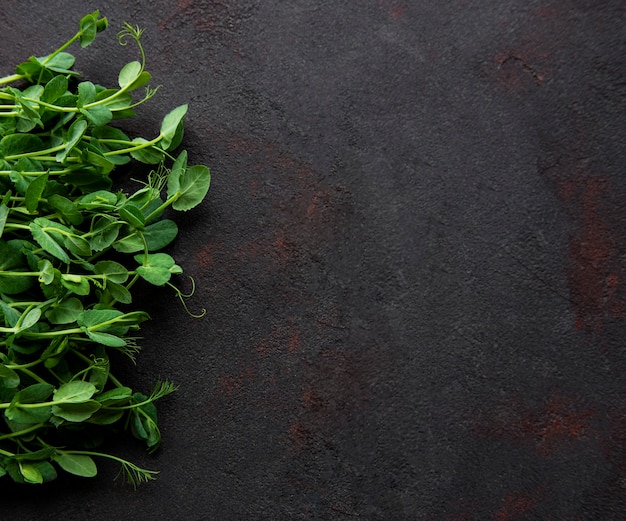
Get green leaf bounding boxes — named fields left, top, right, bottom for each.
left=43, top=52, right=76, bottom=74
left=29, top=220, right=70, bottom=263
left=63, top=234, right=92, bottom=257
left=60, top=274, right=90, bottom=296
left=88, top=409, right=124, bottom=425
left=129, top=138, right=164, bottom=164
left=54, top=381, right=96, bottom=403
left=79, top=11, right=102, bottom=48
left=16, top=307, right=41, bottom=333
left=80, top=105, right=113, bottom=127
left=0, top=240, right=34, bottom=294
left=33, top=461, right=57, bottom=483
left=82, top=329, right=126, bottom=347
left=134, top=253, right=177, bottom=286
left=0, top=133, right=44, bottom=158
left=78, top=309, right=124, bottom=329
left=24, top=174, right=48, bottom=213
left=84, top=149, right=115, bottom=174
left=78, top=190, right=118, bottom=208
left=19, top=462, right=43, bottom=484
left=14, top=383, right=54, bottom=404
left=0, top=203, right=8, bottom=238
left=41, top=75, right=69, bottom=104
left=52, top=400, right=101, bottom=422
left=57, top=119, right=87, bottom=163
left=93, top=260, right=129, bottom=284
left=0, top=300, right=20, bottom=328
left=166, top=150, right=187, bottom=198
left=53, top=453, right=97, bottom=478
left=96, top=386, right=133, bottom=404
left=38, top=258, right=56, bottom=285
left=47, top=194, right=83, bottom=225
left=77, top=81, right=97, bottom=107
left=128, top=71, right=152, bottom=92
left=5, top=405, right=51, bottom=425
left=88, top=216, right=121, bottom=251
left=172, top=165, right=211, bottom=211
left=113, top=219, right=179, bottom=253
left=96, top=90, right=132, bottom=109
left=106, top=282, right=132, bottom=304
left=0, top=364, right=20, bottom=389
left=160, top=105, right=187, bottom=150
left=119, top=205, right=145, bottom=230
left=118, top=61, right=142, bottom=89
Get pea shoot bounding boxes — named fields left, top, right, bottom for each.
left=0, top=11, right=210, bottom=486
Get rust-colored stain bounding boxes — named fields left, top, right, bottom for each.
left=256, top=320, right=302, bottom=358
left=377, top=0, right=408, bottom=21
left=494, top=1, right=626, bottom=338
left=540, top=159, right=625, bottom=337
left=492, top=491, right=537, bottom=521
left=474, top=394, right=596, bottom=456
left=567, top=177, right=624, bottom=333
left=217, top=366, right=256, bottom=397
left=158, top=0, right=258, bottom=59
left=493, top=50, right=547, bottom=90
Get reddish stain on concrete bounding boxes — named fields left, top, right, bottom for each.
left=195, top=243, right=220, bottom=269
left=474, top=394, right=596, bottom=456
left=566, top=178, right=624, bottom=333
left=603, top=407, right=626, bottom=471
left=492, top=491, right=536, bottom=521
left=491, top=1, right=625, bottom=338
left=217, top=366, right=256, bottom=397
left=288, top=420, right=316, bottom=451
left=234, top=234, right=300, bottom=267
left=493, top=49, right=547, bottom=91
left=377, top=0, right=407, bottom=20
left=256, top=320, right=302, bottom=358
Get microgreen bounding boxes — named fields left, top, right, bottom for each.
left=0, top=11, right=210, bottom=486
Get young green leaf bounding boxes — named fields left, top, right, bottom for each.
left=29, top=219, right=70, bottom=263
left=93, top=260, right=129, bottom=284
left=41, top=74, right=69, bottom=103
left=53, top=401, right=101, bottom=422
left=118, top=61, right=142, bottom=89
left=0, top=365, right=20, bottom=389
left=0, top=203, right=8, bottom=237
left=53, top=453, right=97, bottom=478
left=159, top=104, right=187, bottom=151
left=171, top=165, right=211, bottom=211
left=54, top=381, right=97, bottom=403
left=24, top=173, right=48, bottom=213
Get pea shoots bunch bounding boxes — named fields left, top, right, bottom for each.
left=0, top=12, right=210, bottom=486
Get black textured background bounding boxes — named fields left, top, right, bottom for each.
left=1, top=1, right=625, bottom=520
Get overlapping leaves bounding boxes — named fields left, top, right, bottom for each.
left=0, top=11, right=209, bottom=486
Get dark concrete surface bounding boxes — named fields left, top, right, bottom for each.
left=1, top=1, right=625, bottom=519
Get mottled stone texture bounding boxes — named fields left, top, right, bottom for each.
left=1, top=1, right=625, bottom=519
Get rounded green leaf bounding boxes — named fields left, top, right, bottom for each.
left=93, top=260, right=129, bottom=284
left=54, top=381, right=96, bottom=403
left=53, top=453, right=97, bottom=478
left=159, top=105, right=187, bottom=150
left=45, top=297, right=83, bottom=325
left=52, top=401, right=101, bottom=422
left=118, top=61, right=142, bottom=89
left=172, top=165, right=211, bottom=211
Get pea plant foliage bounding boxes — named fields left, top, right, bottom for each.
left=0, top=11, right=210, bottom=487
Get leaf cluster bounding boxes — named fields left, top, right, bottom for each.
left=0, top=12, right=210, bottom=486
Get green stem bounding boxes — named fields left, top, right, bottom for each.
left=16, top=367, right=48, bottom=385
left=103, top=134, right=163, bottom=157
left=0, top=423, right=45, bottom=441
left=4, top=143, right=69, bottom=161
